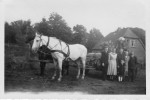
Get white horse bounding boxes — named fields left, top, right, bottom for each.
left=32, top=32, right=87, bottom=82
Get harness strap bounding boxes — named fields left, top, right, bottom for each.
left=59, top=40, right=62, bottom=50
left=66, top=43, right=70, bottom=57
left=46, top=37, right=50, bottom=47
left=50, top=50, right=68, bottom=57
left=50, top=43, right=70, bottom=59
left=43, top=36, right=70, bottom=60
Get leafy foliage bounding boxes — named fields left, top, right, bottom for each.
left=72, top=24, right=88, bottom=45
left=34, top=13, right=73, bottom=43
left=5, top=20, right=32, bottom=44
left=34, top=18, right=50, bottom=36
left=5, top=22, right=16, bottom=44
left=86, top=28, right=104, bottom=51
left=48, top=13, right=73, bottom=43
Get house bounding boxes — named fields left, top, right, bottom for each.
left=93, top=28, right=145, bottom=64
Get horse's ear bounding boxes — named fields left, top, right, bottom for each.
left=40, top=33, right=43, bottom=36
left=36, top=31, right=40, bottom=36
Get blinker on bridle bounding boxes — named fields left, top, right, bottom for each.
left=36, top=34, right=50, bottom=47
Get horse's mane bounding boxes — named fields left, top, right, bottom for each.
left=43, top=35, right=67, bottom=44
left=50, top=37, right=64, bottom=43
left=51, top=37, right=57, bottom=39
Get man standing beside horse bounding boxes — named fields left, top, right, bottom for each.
left=101, top=46, right=109, bottom=81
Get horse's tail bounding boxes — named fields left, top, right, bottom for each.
left=81, top=45, right=87, bottom=78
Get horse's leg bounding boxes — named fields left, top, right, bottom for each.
left=76, top=60, right=81, bottom=79
left=40, top=62, right=46, bottom=76
left=62, top=62, right=64, bottom=76
left=57, top=59, right=63, bottom=82
left=62, top=61, right=66, bottom=76
left=51, top=59, right=57, bottom=80
left=81, top=58, right=86, bottom=80
left=66, top=61, right=69, bottom=75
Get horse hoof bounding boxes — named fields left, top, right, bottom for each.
left=76, top=76, right=79, bottom=79
left=51, top=77, right=55, bottom=80
left=57, top=78, right=61, bottom=82
left=81, top=76, right=85, bottom=80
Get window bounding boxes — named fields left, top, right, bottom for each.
left=131, top=39, right=136, bottom=47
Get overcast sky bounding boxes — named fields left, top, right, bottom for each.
left=3, top=0, right=146, bottom=36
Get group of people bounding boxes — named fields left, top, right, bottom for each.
left=101, top=46, right=137, bottom=82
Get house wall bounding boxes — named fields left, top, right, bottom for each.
left=127, top=38, right=145, bottom=63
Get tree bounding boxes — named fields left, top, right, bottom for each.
left=10, top=20, right=32, bottom=44
left=5, top=20, right=33, bottom=44
left=72, top=24, right=88, bottom=44
left=34, top=18, right=50, bottom=36
left=25, top=12, right=73, bottom=44
left=47, top=12, right=73, bottom=43
left=86, top=28, right=104, bottom=51
left=5, top=22, right=16, bottom=44
left=25, top=26, right=36, bottom=43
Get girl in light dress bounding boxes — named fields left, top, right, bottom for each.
left=107, top=48, right=117, bottom=80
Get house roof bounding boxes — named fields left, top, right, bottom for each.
left=93, top=28, right=141, bottom=50
left=124, top=28, right=139, bottom=39
left=104, top=28, right=139, bottom=42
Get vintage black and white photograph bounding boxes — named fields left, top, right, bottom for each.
left=2, top=0, right=148, bottom=97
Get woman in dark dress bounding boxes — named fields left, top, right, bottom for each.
left=117, top=48, right=125, bottom=82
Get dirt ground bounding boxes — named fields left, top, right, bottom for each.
left=5, top=63, right=146, bottom=94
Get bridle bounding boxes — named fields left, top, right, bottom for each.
left=36, top=34, right=43, bottom=50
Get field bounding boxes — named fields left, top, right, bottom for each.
left=5, top=44, right=146, bottom=94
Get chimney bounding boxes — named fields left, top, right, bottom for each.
left=117, top=27, right=121, bottom=32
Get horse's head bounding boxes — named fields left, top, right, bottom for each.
left=32, top=32, right=43, bottom=53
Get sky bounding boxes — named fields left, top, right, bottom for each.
left=3, top=0, right=147, bottom=36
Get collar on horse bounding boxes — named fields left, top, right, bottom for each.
left=44, top=36, right=70, bottom=59
left=46, top=36, right=50, bottom=47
